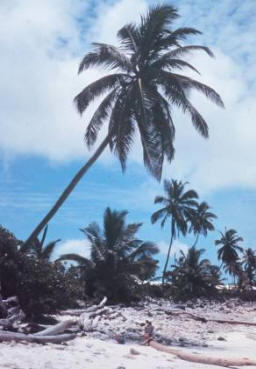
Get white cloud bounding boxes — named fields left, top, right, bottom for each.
left=53, top=238, right=90, bottom=260
left=158, top=240, right=189, bottom=258
left=0, top=0, right=256, bottom=194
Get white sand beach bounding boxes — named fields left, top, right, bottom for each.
left=1, top=299, right=256, bottom=369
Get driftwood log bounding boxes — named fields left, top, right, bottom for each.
left=0, top=293, right=78, bottom=344
left=149, top=340, right=256, bottom=367
left=34, top=319, right=76, bottom=336
left=0, top=331, right=75, bottom=343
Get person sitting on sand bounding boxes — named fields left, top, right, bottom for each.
left=143, top=320, right=154, bottom=345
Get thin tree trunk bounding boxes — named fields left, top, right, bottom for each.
left=24, top=135, right=110, bottom=246
left=162, top=231, right=174, bottom=284
left=192, top=234, right=199, bottom=247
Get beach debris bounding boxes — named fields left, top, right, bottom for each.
left=130, top=348, right=140, bottom=355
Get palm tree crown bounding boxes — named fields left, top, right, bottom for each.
left=59, top=207, right=159, bottom=301
left=75, top=4, right=224, bottom=179
left=215, top=228, right=243, bottom=278
left=151, top=179, right=198, bottom=282
left=189, top=201, right=217, bottom=246
left=169, top=246, right=221, bottom=298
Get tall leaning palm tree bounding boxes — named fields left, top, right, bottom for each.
left=24, top=4, right=224, bottom=246
left=189, top=202, right=217, bottom=247
left=151, top=179, right=198, bottom=283
left=215, top=228, right=243, bottom=282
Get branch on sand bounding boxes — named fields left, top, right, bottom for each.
left=149, top=339, right=256, bottom=367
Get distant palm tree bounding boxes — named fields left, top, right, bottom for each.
left=242, top=248, right=256, bottom=287
left=215, top=229, right=243, bottom=283
left=59, top=207, right=159, bottom=301
left=189, top=202, right=217, bottom=246
left=168, top=246, right=221, bottom=298
left=24, top=4, right=223, bottom=247
left=151, top=179, right=198, bottom=283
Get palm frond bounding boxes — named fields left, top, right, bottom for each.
left=151, top=55, right=200, bottom=74
left=117, top=23, right=140, bottom=52
left=40, top=225, right=48, bottom=247
left=173, top=73, right=224, bottom=108
left=74, top=74, right=126, bottom=114
left=85, top=89, right=118, bottom=148
left=128, top=241, right=159, bottom=261
left=58, top=253, right=92, bottom=267
left=42, top=239, right=61, bottom=260
left=151, top=207, right=167, bottom=224
left=78, top=43, right=132, bottom=73
left=167, top=45, right=214, bottom=58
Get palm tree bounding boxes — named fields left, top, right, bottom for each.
left=28, top=226, right=60, bottom=261
left=242, top=248, right=256, bottom=287
left=59, top=207, right=159, bottom=301
left=215, top=228, right=243, bottom=284
left=189, top=202, right=217, bottom=247
left=24, top=4, right=224, bottom=246
left=151, top=179, right=198, bottom=283
left=168, top=246, right=221, bottom=298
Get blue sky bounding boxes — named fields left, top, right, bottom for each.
left=1, top=0, right=256, bottom=274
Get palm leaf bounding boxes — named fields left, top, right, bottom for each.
left=74, top=74, right=126, bottom=114
left=42, top=239, right=61, bottom=260
left=78, top=43, right=132, bottom=73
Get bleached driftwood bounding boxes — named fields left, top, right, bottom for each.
left=149, top=340, right=256, bottom=367
left=0, top=331, right=75, bottom=343
left=79, top=296, right=108, bottom=332
left=34, top=319, right=76, bottom=336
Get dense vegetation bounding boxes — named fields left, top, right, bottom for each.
left=1, top=183, right=256, bottom=318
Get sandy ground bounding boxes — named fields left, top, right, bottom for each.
left=1, top=299, right=256, bottom=369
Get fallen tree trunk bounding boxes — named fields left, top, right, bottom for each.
left=0, top=331, right=76, bottom=343
left=34, top=319, right=76, bottom=336
left=149, top=340, right=256, bottom=367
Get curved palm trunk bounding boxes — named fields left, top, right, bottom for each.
left=162, top=221, right=175, bottom=284
left=192, top=234, right=199, bottom=247
left=24, top=135, right=110, bottom=247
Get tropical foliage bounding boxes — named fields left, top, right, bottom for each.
left=167, top=246, right=222, bottom=300
left=27, top=226, right=60, bottom=261
left=59, top=207, right=159, bottom=302
left=241, top=248, right=256, bottom=287
left=151, top=179, right=198, bottom=282
left=0, top=225, right=84, bottom=319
